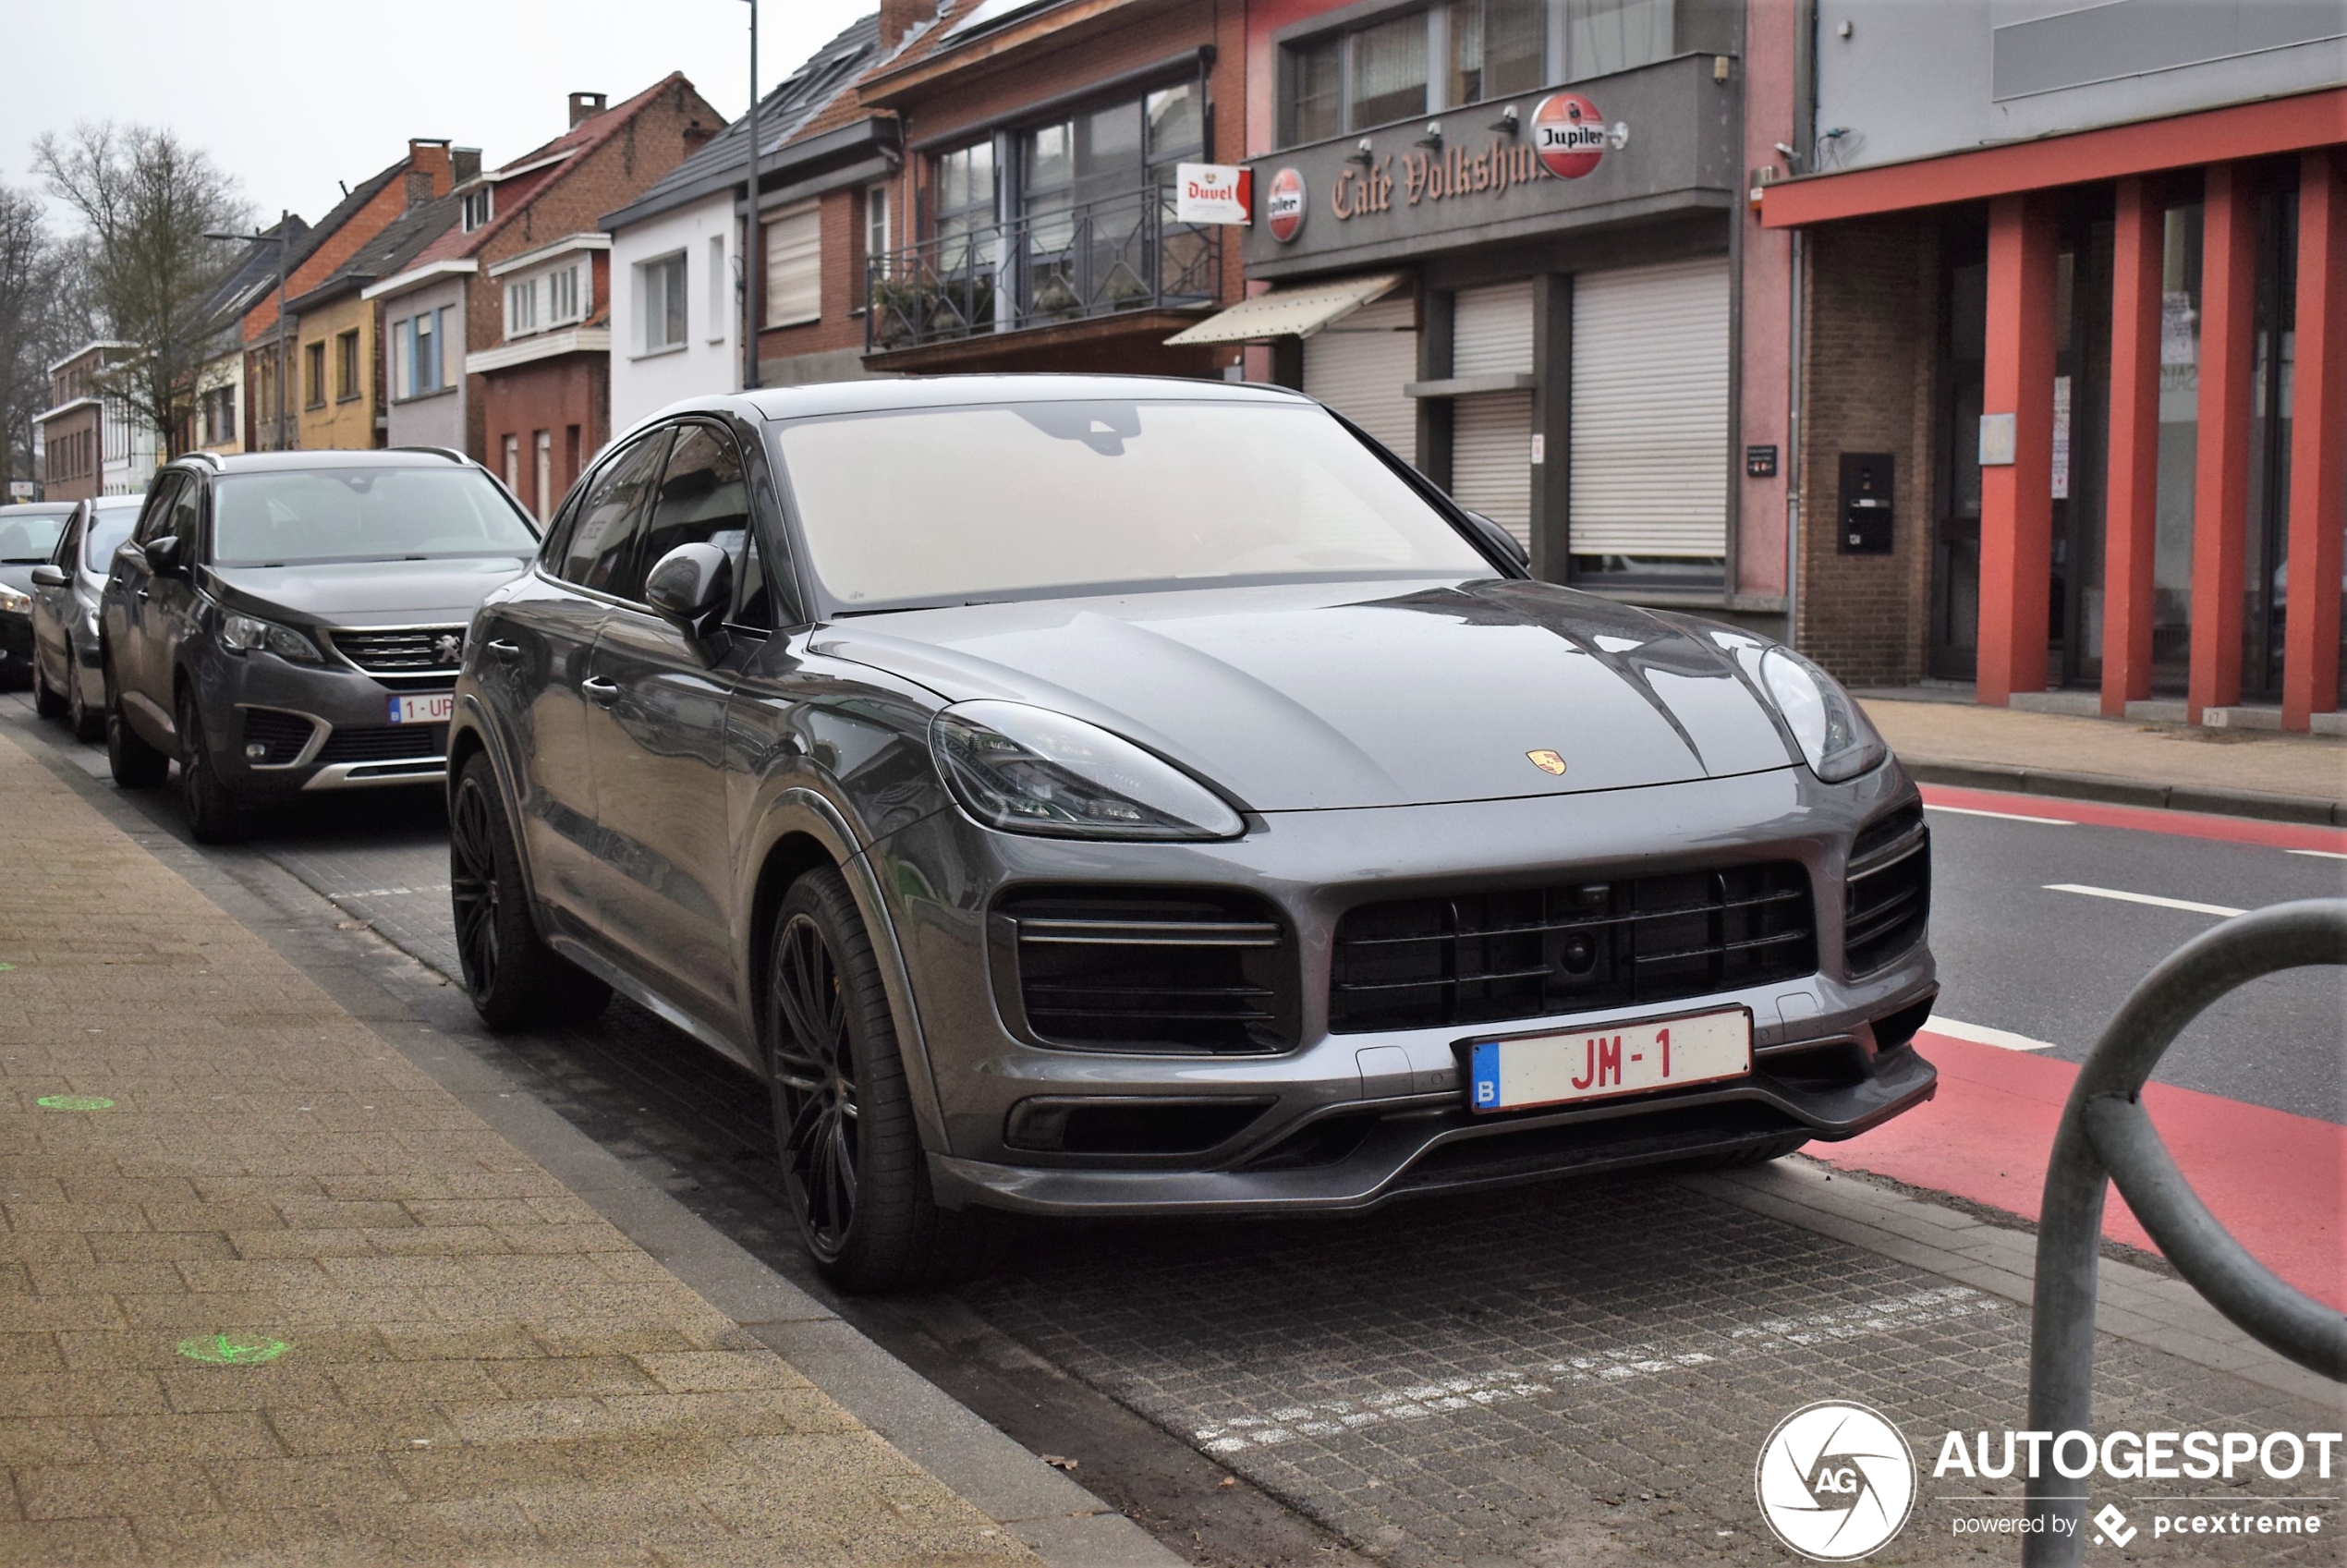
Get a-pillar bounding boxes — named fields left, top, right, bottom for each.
left=2186, top=162, right=2258, bottom=722
left=2283, top=148, right=2346, bottom=732
left=2100, top=176, right=2162, bottom=716
left=1976, top=192, right=2059, bottom=706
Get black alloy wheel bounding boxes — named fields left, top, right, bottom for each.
left=766, top=867, right=997, bottom=1294
left=448, top=752, right=610, bottom=1032
left=103, top=659, right=167, bottom=789
left=176, top=689, right=244, bottom=844
left=32, top=661, right=67, bottom=720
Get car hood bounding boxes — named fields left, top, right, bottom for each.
left=813, top=578, right=1801, bottom=811
left=0, top=563, right=38, bottom=602
left=202, top=556, right=533, bottom=627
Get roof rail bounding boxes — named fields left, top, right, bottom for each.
left=180, top=450, right=225, bottom=468
left=387, top=445, right=473, bottom=465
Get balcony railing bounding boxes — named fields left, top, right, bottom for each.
left=866, top=186, right=1219, bottom=354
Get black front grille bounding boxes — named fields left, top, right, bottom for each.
left=328, top=626, right=465, bottom=674
left=1330, top=863, right=1817, bottom=1034
left=238, top=708, right=314, bottom=765
left=316, top=724, right=447, bottom=764
left=1845, top=806, right=1930, bottom=976
left=996, top=891, right=1297, bottom=1053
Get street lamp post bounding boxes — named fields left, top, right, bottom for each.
left=741, top=0, right=760, bottom=394
left=208, top=212, right=293, bottom=452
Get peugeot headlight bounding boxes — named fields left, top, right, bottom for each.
left=219, top=612, right=322, bottom=664
left=930, top=700, right=1245, bottom=840
left=1760, top=648, right=1886, bottom=783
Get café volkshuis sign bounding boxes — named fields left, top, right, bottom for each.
left=1241, top=55, right=1737, bottom=273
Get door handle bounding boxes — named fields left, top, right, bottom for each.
left=580, top=675, right=619, bottom=706
left=134, top=587, right=151, bottom=602
left=485, top=639, right=521, bottom=661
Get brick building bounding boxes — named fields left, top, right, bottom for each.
left=372, top=77, right=723, bottom=514
left=282, top=186, right=461, bottom=451
left=602, top=14, right=889, bottom=432
left=854, top=0, right=1250, bottom=378
left=1761, top=2, right=2344, bottom=733
left=36, top=344, right=159, bottom=503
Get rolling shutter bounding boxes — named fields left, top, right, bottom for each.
left=1451, top=391, right=1535, bottom=548
left=764, top=201, right=821, bottom=328
left=1568, top=256, right=1730, bottom=560
left=1446, top=281, right=1538, bottom=548
left=1304, top=291, right=1417, bottom=463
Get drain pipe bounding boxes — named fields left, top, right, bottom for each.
left=1784, top=225, right=1805, bottom=650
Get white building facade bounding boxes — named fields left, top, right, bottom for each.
left=606, top=189, right=737, bottom=436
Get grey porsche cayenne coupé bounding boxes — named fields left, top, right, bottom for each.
left=449, top=375, right=1937, bottom=1292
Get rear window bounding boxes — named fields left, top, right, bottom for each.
left=0, top=508, right=70, bottom=564
left=213, top=468, right=539, bottom=567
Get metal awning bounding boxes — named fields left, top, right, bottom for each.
left=1163, top=273, right=1407, bottom=346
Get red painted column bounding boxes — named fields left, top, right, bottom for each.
left=2101, top=176, right=2163, bottom=716
left=2283, top=148, right=2347, bottom=732
left=1976, top=193, right=2059, bottom=706
left=2187, top=163, right=2258, bottom=721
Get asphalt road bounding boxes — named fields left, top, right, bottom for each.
left=6, top=692, right=2339, bottom=1567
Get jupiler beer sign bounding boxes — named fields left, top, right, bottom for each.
left=1313, top=92, right=1628, bottom=231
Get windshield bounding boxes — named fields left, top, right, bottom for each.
left=83, top=503, right=140, bottom=571
left=212, top=468, right=538, bottom=567
left=774, top=399, right=1492, bottom=611
left=0, top=507, right=70, bottom=564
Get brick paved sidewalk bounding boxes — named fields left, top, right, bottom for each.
left=1858, top=694, right=2347, bottom=818
left=0, top=726, right=1035, bottom=1565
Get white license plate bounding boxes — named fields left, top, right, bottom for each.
left=1466, top=1006, right=1752, bottom=1113
left=387, top=693, right=454, bottom=725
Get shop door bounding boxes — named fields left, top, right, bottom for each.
left=1567, top=257, right=1732, bottom=577
left=1929, top=250, right=1986, bottom=682
left=1305, top=293, right=1418, bottom=464
left=1449, top=281, right=1537, bottom=549
left=2052, top=211, right=2114, bottom=691
left=2241, top=176, right=2300, bottom=704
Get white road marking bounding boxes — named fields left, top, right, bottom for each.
left=2044, top=883, right=2246, bottom=918
left=326, top=884, right=452, bottom=899
left=1924, top=803, right=2074, bottom=826
left=2288, top=849, right=2347, bottom=861
left=1921, top=1016, right=2057, bottom=1052
left=1187, top=1286, right=2003, bottom=1455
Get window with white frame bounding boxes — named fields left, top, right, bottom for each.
left=505, top=277, right=539, bottom=339
left=707, top=235, right=727, bottom=342
left=462, top=186, right=493, bottom=231
left=764, top=201, right=821, bottom=329
left=864, top=183, right=892, bottom=273
left=545, top=261, right=584, bottom=327
left=640, top=252, right=688, bottom=352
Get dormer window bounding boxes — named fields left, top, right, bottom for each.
left=461, top=187, right=493, bottom=231
left=502, top=260, right=590, bottom=341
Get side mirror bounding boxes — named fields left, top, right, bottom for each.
left=1460, top=509, right=1530, bottom=571
left=142, top=535, right=185, bottom=577
left=29, top=564, right=67, bottom=589
left=643, top=541, right=733, bottom=662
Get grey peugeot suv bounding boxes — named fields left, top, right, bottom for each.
left=100, top=448, right=540, bottom=841
left=448, top=375, right=1939, bottom=1295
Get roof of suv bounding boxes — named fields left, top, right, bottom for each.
left=170, top=448, right=478, bottom=475
left=735, top=373, right=1310, bottom=424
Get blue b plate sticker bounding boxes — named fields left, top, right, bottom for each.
left=1470, top=1041, right=1501, bottom=1109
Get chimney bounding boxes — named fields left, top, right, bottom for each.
left=879, top=0, right=937, bottom=51
left=452, top=147, right=481, bottom=185
left=404, top=170, right=434, bottom=210
left=407, top=139, right=455, bottom=201
left=568, top=91, right=608, bottom=128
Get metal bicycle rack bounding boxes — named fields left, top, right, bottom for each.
left=2024, top=898, right=2347, bottom=1566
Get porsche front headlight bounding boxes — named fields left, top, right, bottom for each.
left=1760, top=648, right=1886, bottom=783
left=930, top=700, right=1245, bottom=840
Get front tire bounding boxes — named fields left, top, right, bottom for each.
left=767, top=867, right=993, bottom=1294
left=176, top=690, right=244, bottom=844
left=448, top=752, right=611, bottom=1031
left=104, top=662, right=167, bottom=789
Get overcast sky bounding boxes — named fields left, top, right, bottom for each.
left=4, top=0, right=874, bottom=232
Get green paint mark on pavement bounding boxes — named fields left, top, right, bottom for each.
left=36, top=1095, right=115, bottom=1111
left=0, top=962, right=16, bottom=970
left=177, top=1334, right=291, bottom=1366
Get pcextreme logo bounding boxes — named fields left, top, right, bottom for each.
left=1755, top=1401, right=1916, bottom=1562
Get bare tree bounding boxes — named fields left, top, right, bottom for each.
left=0, top=186, right=91, bottom=498
left=34, top=123, right=248, bottom=459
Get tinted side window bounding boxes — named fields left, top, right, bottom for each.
left=170, top=479, right=202, bottom=556
left=556, top=432, right=669, bottom=594
left=615, top=424, right=750, bottom=603
left=53, top=512, right=82, bottom=570
left=131, top=476, right=183, bottom=545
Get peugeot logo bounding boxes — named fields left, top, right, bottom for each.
left=433, top=633, right=465, bottom=666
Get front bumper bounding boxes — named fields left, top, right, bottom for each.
left=867, top=760, right=1940, bottom=1218
left=0, top=610, right=30, bottom=679
left=191, top=650, right=448, bottom=798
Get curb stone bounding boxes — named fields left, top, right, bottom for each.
left=1903, top=758, right=2346, bottom=826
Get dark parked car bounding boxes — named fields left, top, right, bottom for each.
left=0, top=501, right=76, bottom=690
left=99, top=448, right=540, bottom=841
left=448, top=376, right=1938, bottom=1293
left=29, top=495, right=144, bottom=739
